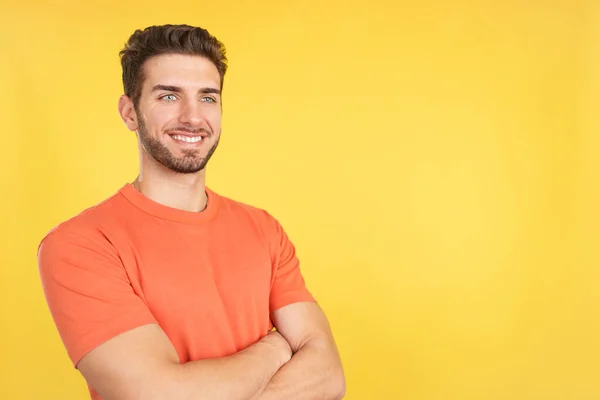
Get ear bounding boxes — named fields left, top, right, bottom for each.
left=118, top=95, right=139, bottom=131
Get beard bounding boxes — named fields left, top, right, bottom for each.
left=136, top=116, right=219, bottom=174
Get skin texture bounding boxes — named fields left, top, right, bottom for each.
left=117, top=53, right=222, bottom=212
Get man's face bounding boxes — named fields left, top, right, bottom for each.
left=134, top=54, right=222, bottom=174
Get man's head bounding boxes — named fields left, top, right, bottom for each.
left=118, top=24, right=227, bottom=174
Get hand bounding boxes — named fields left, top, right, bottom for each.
left=260, top=330, right=292, bottom=367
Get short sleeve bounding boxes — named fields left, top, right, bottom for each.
left=37, top=228, right=157, bottom=368
left=268, top=217, right=316, bottom=312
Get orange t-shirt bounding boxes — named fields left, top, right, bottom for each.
left=37, top=183, right=315, bottom=400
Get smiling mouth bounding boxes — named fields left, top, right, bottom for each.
left=170, top=134, right=203, bottom=143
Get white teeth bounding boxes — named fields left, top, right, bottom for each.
left=172, top=135, right=202, bottom=143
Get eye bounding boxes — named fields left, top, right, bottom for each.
left=161, top=94, right=177, bottom=102
left=201, top=96, right=216, bottom=103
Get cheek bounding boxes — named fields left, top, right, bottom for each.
left=204, top=108, right=222, bottom=133
left=147, top=106, right=179, bottom=132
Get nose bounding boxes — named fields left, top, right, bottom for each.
left=179, top=99, right=203, bottom=126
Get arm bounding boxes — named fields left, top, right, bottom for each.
left=77, top=324, right=292, bottom=400
left=256, top=212, right=345, bottom=399
left=252, top=302, right=346, bottom=400
left=37, top=229, right=293, bottom=400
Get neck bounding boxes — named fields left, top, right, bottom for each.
left=133, top=158, right=208, bottom=213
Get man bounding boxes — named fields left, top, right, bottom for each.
left=37, top=24, right=345, bottom=400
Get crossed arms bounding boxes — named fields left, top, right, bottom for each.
left=77, top=301, right=346, bottom=400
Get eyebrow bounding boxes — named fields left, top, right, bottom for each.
left=200, top=87, right=221, bottom=95
left=151, top=85, right=221, bottom=95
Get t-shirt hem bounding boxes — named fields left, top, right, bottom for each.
left=270, top=292, right=317, bottom=312
left=69, top=318, right=159, bottom=368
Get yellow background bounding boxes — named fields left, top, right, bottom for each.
left=1, top=1, right=598, bottom=399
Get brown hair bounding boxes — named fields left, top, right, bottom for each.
left=119, top=24, right=228, bottom=107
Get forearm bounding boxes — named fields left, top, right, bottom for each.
left=253, top=335, right=345, bottom=400
left=154, top=338, right=287, bottom=400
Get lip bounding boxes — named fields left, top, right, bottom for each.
left=170, top=135, right=203, bottom=146
left=167, top=131, right=209, bottom=138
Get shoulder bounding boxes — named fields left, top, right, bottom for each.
left=209, top=189, right=290, bottom=245
left=37, top=189, right=125, bottom=260
left=211, top=189, right=281, bottom=227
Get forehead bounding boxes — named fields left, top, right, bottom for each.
left=141, top=54, right=221, bottom=90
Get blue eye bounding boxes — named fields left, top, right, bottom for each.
left=201, top=97, right=216, bottom=103
left=161, top=94, right=177, bottom=102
